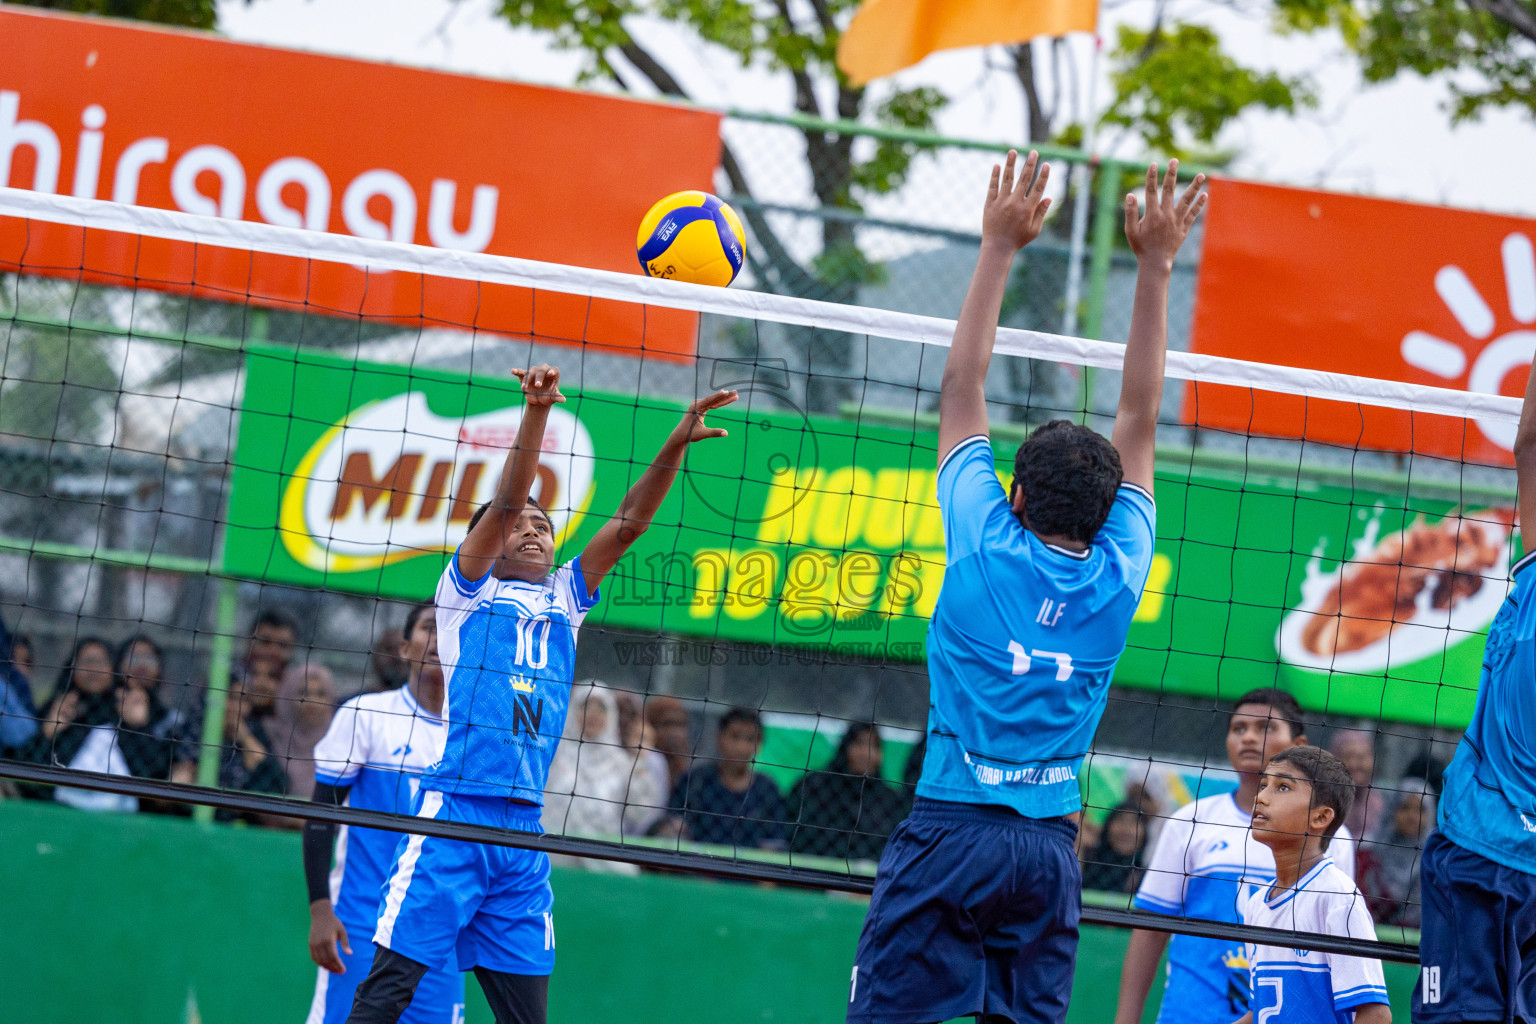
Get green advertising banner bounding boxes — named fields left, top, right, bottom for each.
left=226, top=345, right=1514, bottom=729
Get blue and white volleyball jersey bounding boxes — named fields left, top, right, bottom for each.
left=1134, top=792, right=1358, bottom=1024
left=311, top=686, right=446, bottom=934
left=918, top=435, right=1157, bottom=818
left=422, top=552, right=599, bottom=803
left=1439, top=551, right=1536, bottom=875
left=1241, top=860, right=1387, bottom=1024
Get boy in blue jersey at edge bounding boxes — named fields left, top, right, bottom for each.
left=1116, top=689, right=1359, bottom=1024
left=304, top=601, right=461, bottom=1024
left=1413, top=361, right=1536, bottom=1024
left=1238, top=746, right=1388, bottom=1024
left=846, top=153, right=1207, bottom=1024
left=346, top=364, right=738, bottom=1024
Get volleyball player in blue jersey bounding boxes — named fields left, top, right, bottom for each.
left=846, top=154, right=1206, bottom=1024
left=1413, top=361, right=1536, bottom=1024
left=346, top=365, right=737, bottom=1024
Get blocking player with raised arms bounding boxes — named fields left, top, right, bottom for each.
left=846, top=153, right=1206, bottom=1024
left=1412, top=360, right=1536, bottom=1024
left=304, top=602, right=461, bottom=1024
left=346, top=365, right=737, bottom=1024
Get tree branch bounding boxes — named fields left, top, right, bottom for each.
left=1010, top=42, right=1052, bottom=141
left=1467, top=0, right=1536, bottom=44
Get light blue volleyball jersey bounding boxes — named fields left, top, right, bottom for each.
left=917, top=435, right=1156, bottom=818
left=1439, top=550, right=1536, bottom=875
left=423, top=552, right=599, bottom=803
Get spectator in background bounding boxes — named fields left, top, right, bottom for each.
left=214, top=680, right=288, bottom=823
left=10, top=632, right=33, bottom=684
left=0, top=613, right=37, bottom=757
left=669, top=707, right=786, bottom=850
left=788, top=722, right=906, bottom=861
left=1402, top=750, right=1448, bottom=794
left=900, top=734, right=926, bottom=811
left=241, top=609, right=300, bottom=684
left=268, top=663, right=338, bottom=803
left=1082, top=803, right=1149, bottom=894
left=365, top=627, right=408, bottom=693
left=243, top=657, right=283, bottom=734
left=115, top=635, right=197, bottom=765
left=1331, top=729, right=1388, bottom=841
left=544, top=683, right=640, bottom=874
left=615, top=689, right=670, bottom=837
left=21, top=637, right=164, bottom=812
left=1358, top=778, right=1437, bottom=927
left=645, top=695, right=694, bottom=791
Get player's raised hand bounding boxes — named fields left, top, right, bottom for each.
left=511, top=364, right=566, bottom=407
left=674, top=389, right=739, bottom=444
left=1125, top=160, right=1207, bottom=272
left=308, top=901, right=352, bottom=974
left=982, top=150, right=1052, bottom=254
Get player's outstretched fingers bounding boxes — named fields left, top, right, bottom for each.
left=1163, top=158, right=1180, bottom=207
left=1000, top=149, right=1017, bottom=195
left=1144, top=162, right=1159, bottom=215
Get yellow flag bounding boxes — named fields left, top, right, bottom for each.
left=837, top=0, right=1098, bottom=86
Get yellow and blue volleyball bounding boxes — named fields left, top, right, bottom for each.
left=636, top=191, right=746, bottom=287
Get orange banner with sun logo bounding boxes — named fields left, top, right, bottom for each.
left=1186, top=179, right=1536, bottom=466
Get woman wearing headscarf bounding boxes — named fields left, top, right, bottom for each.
left=1357, top=778, right=1437, bottom=927
left=20, top=636, right=166, bottom=811
left=788, top=722, right=907, bottom=862
left=544, top=682, right=640, bottom=874
left=266, top=663, right=339, bottom=803
left=112, top=634, right=185, bottom=783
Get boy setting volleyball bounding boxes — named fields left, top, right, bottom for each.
left=846, top=152, right=1206, bottom=1024
left=1412, top=357, right=1536, bottom=1024
left=345, top=364, right=737, bottom=1024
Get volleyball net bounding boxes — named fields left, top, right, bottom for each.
left=0, top=186, right=1519, bottom=963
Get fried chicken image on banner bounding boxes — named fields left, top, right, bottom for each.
left=1302, top=512, right=1508, bottom=658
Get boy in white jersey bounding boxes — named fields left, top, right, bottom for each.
left=1239, top=746, right=1388, bottom=1024
left=1117, top=689, right=1358, bottom=1024
left=304, top=602, right=460, bottom=1024
left=346, top=365, right=736, bottom=1024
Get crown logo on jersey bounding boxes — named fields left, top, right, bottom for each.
left=1221, top=950, right=1249, bottom=971
left=511, top=673, right=536, bottom=693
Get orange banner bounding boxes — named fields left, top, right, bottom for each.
left=0, top=8, right=722, bottom=357
left=1186, top=178, right=1536, bottom=465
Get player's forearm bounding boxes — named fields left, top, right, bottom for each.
left=942, top=242, right=1015, bottom=396
left=612, top=435, right=690, bottom=539
left=1117, top=263, right=1171, bottom=426
left=1114, top=928, right=1170, bottom=1024
left=492, top=404, right=552, bottom=513
left=1352, top=1002, right=1390, bottom=1024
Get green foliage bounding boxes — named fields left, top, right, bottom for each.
left=1273, top=0, right=1536, bottom=122
left=8, top=0, right=217, bottom=28
left=1103, top=22, right=1314, bottom=158
left=496, top=0, right=944, bottom=303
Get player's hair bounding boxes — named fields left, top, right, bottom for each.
left=1267, top=745, right=1356, bottom=848
left=403, top=601, right=434, bottom=638
left=1011, top=420, right=1123, bottom=545
left=718, top=706, right=763, bottom=739
left=1232, top=687, right=1306, bottom=740
left=465, top=497, right=555, bottom=538
left=253, top=608, right=300, bottom=637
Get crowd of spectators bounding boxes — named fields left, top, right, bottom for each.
left=0, top=606, right=1448, bottom=923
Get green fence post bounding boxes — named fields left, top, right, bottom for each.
left=1079, top=158, right=1123, bottom=421
left=192, top=578, right=239, bottom=823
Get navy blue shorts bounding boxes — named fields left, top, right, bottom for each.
left=1414, top=830, right=1536, bottom=1024
left=847, top=798, right=1081, bottom=1024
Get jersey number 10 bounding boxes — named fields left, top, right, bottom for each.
left=516, top=618, right=552, bottom=669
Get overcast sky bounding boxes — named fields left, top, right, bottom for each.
left=218, top=0, right=1536, bottom=219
